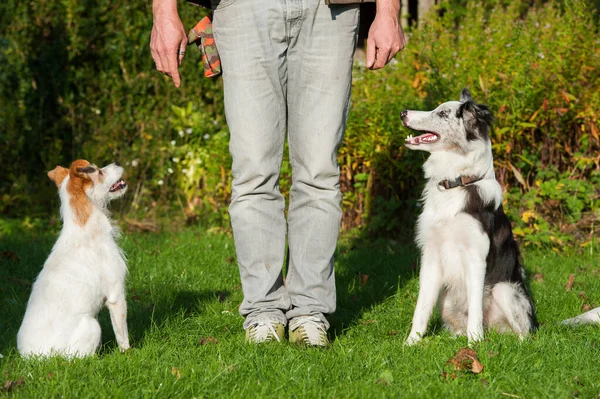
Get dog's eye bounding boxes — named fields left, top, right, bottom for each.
left=437, top=109, right=450, bottom=118
left=98, top=169, right=104, bottom=176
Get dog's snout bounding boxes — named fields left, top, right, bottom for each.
left=114, top=161, right=121, bottom=167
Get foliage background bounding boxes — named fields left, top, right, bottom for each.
left=1, top=0, right=599, bottom=248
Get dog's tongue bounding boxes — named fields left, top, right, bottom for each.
left=110, top=179, right=127, bottom=192
left=405, top=133, right=439, bottom=145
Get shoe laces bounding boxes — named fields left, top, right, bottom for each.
left=248, top=320, right=281, bottom=342
left=290, top=316, right=328, bottom=346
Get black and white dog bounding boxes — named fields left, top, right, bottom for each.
left=402, top=89, right=536, bottom=345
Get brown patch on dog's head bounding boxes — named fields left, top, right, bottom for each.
left=48, top=166, right=69, bottom=188
left=67, top=159, right=95, bottom=225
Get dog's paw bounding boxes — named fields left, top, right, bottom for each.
left=467, top=335, right=483, bottom=346
left=119, top=343, right=131, bottom=353
left=405, top=335, right=421, bottom=346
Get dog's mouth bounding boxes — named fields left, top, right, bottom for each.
left=109, top=179, right=127, bottom=192
left=405, top=131, right=439, bottom=146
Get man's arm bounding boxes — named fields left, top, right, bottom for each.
left=151, top=0, right=188, bottom=87
left=366, top=0, right=406, bottom=70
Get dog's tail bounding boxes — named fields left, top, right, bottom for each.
left=562, top=307, right=600, bottom=325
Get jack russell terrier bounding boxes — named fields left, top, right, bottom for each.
left=17, top=160, right=130, bottom=357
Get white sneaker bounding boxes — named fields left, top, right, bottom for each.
left=245, top=320, right=285, bottom=344
left=289, top=316, right=329, bottom=347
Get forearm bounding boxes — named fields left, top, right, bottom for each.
left=153, top=0, right=178, bottom=15
left=376, top=0, right=400, bottom=18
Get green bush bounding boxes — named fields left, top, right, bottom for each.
left=0, top=0, right=223, bottom=220
left=1, top=0, right=598, bottom=248
left=342, top=0, right=600, bottom=248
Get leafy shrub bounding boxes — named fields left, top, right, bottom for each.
left=341, top=0, right=600, bottom=248
left=1, top=0, right=599, bottom=249
left=0, top=0, right=222, bottom=220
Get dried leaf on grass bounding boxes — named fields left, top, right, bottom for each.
left=582, top=303, right=592, bottom=312
left=358, top=273, right=369, bottom=286
left=198, top=336, right=219, bottom=345
left=566, top=273, right=575, bottom=291
left=533, top=273, right=545, bottom=282
left=171, top=367, right=181, bottom=379
left=1, top=251, right=20, bottom=262
left=446, top=348, right=484, bottom=374
left=1, top=376, right=24, bottom=393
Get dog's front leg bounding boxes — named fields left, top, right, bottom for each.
left=106, top=292, right=130, bottom=352
left=406, top=250, right=442, bottom=345
left=466, top=257, right=486, bottom=344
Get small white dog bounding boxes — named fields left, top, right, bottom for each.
left=402, top=89, right=536, bottom=345
left=17, top=159, right=130, bottom=358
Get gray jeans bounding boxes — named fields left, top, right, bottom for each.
left=212, top=0, right=359, bottom=329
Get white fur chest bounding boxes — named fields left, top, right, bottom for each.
left=415, top=182, right=469, bottom=248
left=415, top=181, right=496, bottom=286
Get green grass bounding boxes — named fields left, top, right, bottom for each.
left=1, top=228, right=599, bottom=398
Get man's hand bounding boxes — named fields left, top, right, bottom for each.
left=151, top=0, right=188, bottom=87
left=366, top=0, right=406, bottom=70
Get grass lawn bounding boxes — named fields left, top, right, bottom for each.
left=1, top=227, right=599, bottom=398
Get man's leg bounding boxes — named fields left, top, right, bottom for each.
left=212, top=0, right=291, bottom=329
left=284, top=0, right=359, bottom=328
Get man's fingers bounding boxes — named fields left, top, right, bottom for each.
left=166, top=49, right=181, bottom=85
left=166, top=48, right=182, bottom=87
left=171, top=69, right=181, bottom=88
left=373, top=47, right=390, bottom=70
left=366, top=37, right=376, bottom=69
left=150, top=31, right=169, bottom=74
left=178, top=44, right=186, bottom=67
left=151, top=48, right=165, bottom=73
left=386, top=45, right=400, bottom=64
left=150, top=12, right=186, bottom=87
left=150, top=33, right=163, bottom=72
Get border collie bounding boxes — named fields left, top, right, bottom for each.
left=402, top=89, right=536, bottom=345
left=17, top=160, right=130, bottom=358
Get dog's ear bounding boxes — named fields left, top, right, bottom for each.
left=460, top=88, right=472, bottom=103
left=459, top=100, right=494, bottom=141
left=75, top=166, right=97, bottom=176
left=48, top=166, right=69, bottom=188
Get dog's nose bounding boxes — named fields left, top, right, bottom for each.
left=114, top=161, right=121, bottom=167
left=401, top=110, right=409, bottom=125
